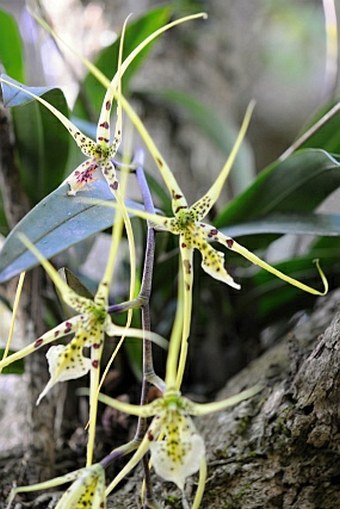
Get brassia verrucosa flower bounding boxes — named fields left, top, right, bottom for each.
left=87, top=96, right=328, bottom=387
left=97, top=386, right=261, bottom=508
left=0, top=12, right=208, bottom=374
left=0, top=231, right=167, bottom=467
left=7, top=464, right=107, bottom=509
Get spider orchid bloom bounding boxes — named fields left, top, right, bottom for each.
left=0, top=11, right=207, bottom=197
left=89, top=97, right=328, bottom=385
left=0, top=234, right=166, bottom=404
left=7, top=463, right=106, bottom=509
left=0, top=18, right=128, bottom=198
left=97, top=385, right=261, bottom=506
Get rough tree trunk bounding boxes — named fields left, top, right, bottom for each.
left=105, top=289, right=339, bottom=509
left=0, top=104, right=57, bottom=484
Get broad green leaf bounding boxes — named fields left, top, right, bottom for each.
left=11, top=90, right=71, bottom=204
left=74, top=6, right=172, bottom=118
left=0, top=182, right=143, bottom=284
left=220, top=213, right=340, bottom=238
left=215, top=149, right=340, bottom=247
left=0, top=193, right=9, bottom=236
left=1, top=74, right=71, bottom=204
left=139, top=89, right=256, bottom=194
left=0, top=9, right=25, bottom=82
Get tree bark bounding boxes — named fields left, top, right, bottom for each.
left=106, top=289, right=340, bottom=509
left=0, top=104, right=56, bottom=483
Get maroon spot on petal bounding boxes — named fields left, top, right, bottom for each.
left=54, top=330, right=60, bottom=338
left=110, top=181, right=118, bottom=190
left=181, top=242, right=187, bottom=248
left=93, top=343, right=101, bottom=349
left=92, top=360, right=99, bottom=369
left=175, top=205, right=186, bottom=214
left=226, top=238, right=234, bottom=248
left=100, top=121, right=109, bottom=129
left=34, top=338, right=44, bottom=348
left=147, top=430, right=154, bottom=441
left=155, top=157, right=163, bottom=168
left=183, top=259, right=192, bottom=275
left=105, top=100, right=111, bottom=111
left=185, top=282, right=191, bottom=291
left=64, top=322, right=73, bottom=334
left=210, top=228, right=218, bottom=236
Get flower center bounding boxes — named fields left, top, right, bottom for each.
left=176, top=210, right=195, bottom=230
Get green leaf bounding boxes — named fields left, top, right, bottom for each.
left=215, top=149, right=340, bottom=246
left=220, top=213, right=340, bottom=238
left=11, top=89, right=71, bottom=204
left=0, top=9, right=25, bottom=82
left=74, top=6, right=172, bottom=118
left=138, top=88, right=256, bottom=194
left=1, top=74, right=72, bottom=204
left=0, top=182, right=143, bottom=284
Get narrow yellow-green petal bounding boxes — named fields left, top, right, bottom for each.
left=165, top=258, right=185, bottom=388
left=96, top=15, right=130, bottom=149
left=191, top=100, right=255, bottom=220
left=227, top=238, right=328, bottom=296
left=97, top=392, right=157, bottom=417
left=0, top=77, right=96, bottom=157
left=192, top=457, right=208, bottom=509
left=0, top=271, right=25, bottom=374
left=175, top=245, right=194, bottom=390
left=120, top=94, right=186, bottom=208
left=105, top=433, right=151, bottom=495
left=86, top=340, right=104, bottom=466
left=0, top=316, right=80, bottom=372
left=190, top=385, right=262, bottom=416
left=18, top=234, right=93, bottom=312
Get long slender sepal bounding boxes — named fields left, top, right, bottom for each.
left=0, top=272, right=25, bottom=373
left=227, top=238, right=329, bottom=296
left=0, top=316, right=79, bottom=372
left=0, top=76, right=96, bottom=157
left=190, top=385, right=262, bottom=416
left=86, top=341, right=104, bottom=466
left=18, top=234, right=92, bottom=311
left=175, top=248, right=194, bottom=390
left=191, top=100, right=255, bottom=220
left=97, top=392, right=156, bottom=417
left=192, top=457, right=207, bottom=509
left=105, top=434, right=151, bottom=495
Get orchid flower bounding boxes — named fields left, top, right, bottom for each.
left=0, top=232, right=166, bottom=466
left=0, top=11, right=207, bottom=352
left=96, top=385, right=261, bottom=508
left=87, top=97, right=328, bottom=387
left=7, top=463, right=106, bottom=509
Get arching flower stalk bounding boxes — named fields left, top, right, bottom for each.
left=7, top=463, right=106, bottom=509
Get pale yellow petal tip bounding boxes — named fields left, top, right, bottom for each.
left=313, top=258, right=329, bottom=296
left=36, top=344, right=91, bottom=405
